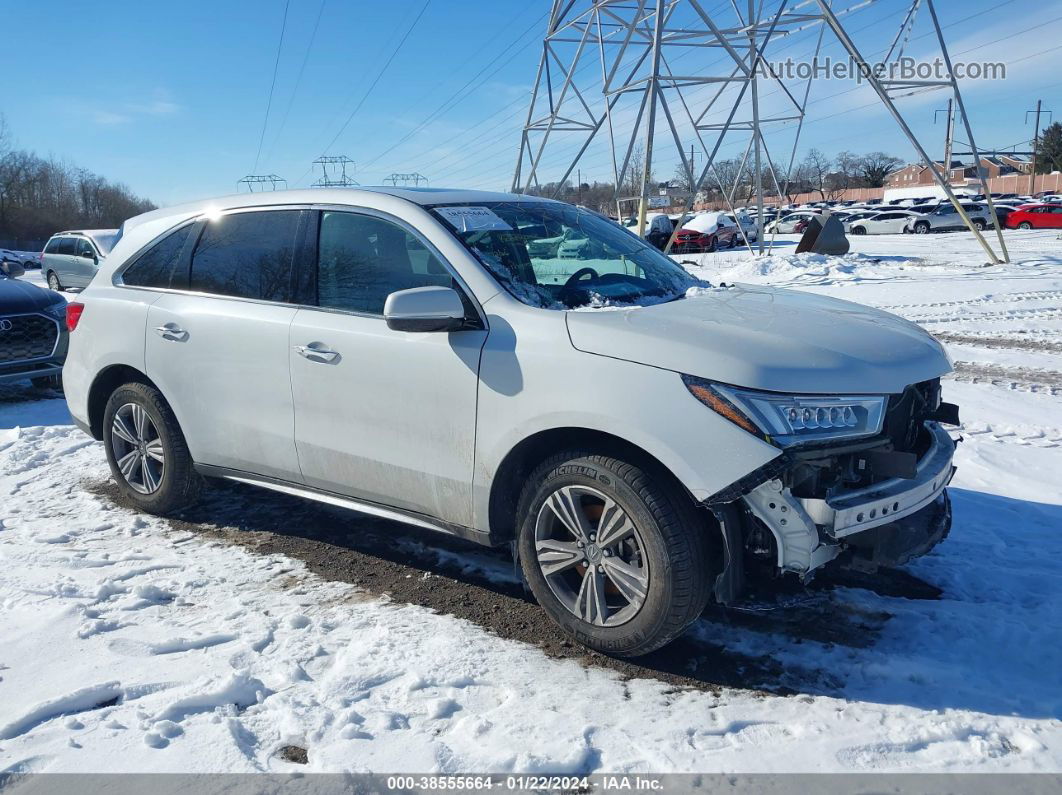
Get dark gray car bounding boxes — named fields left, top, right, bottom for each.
left=0, top=272, right=68, bottom=387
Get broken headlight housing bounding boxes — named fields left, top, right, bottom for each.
left=682, top=375, right=886, bottom=447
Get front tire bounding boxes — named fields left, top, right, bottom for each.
left=1019, top=221, right=1032, bottom=230
left=851, top=226, right=867, bottom=235
left=103, top=382, right=200, bottom=515
left=517, top=452, right=714, bottom=657
left=973, top=219, right=986, bottom=231
left=913, top=221, right=930, bottom=234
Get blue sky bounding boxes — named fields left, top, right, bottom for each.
left=1, top=0, right=1059, bottom=206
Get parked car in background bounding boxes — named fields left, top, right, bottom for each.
left=624, top=213, right=674, bottom=249
left=42, top=229, right=120, bottom=291
left=1005, top=204, right=1062, bottom=230
left=723, top=211, right=758, bottom=243
left=1, top=249, right=40, bottom=270
left=839, top=211, right=879, bottom=232
left=1, top=251, right=25, bottom=278
left=848, top=210, right=919, bottom=235
left=0, top=267, right=68, bottom=388
left=905, top=202, right=990, bottom=234
left=765, top=210, right=821, bottom=234
left=62, top=186, right=959, bottom=657
left=673, top=211, right=738, bottom=253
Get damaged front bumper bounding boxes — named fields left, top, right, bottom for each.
left=740, top=421, right=956, bottom=577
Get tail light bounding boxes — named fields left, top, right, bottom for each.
left=66, top=302, right=85, bottom=331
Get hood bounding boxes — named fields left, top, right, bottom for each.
left=0, top=276, right=66, bottom=312
left=565, top=285, right=951, bottom=394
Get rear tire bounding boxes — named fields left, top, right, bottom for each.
left=517, top=452, right=715, bottom=657
left=47, top=271, right=63, bottom=291
left=103, top=382, right=200, bottom=515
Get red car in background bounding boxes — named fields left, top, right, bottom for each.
left=1005, top=204, right=1062, bottom=230
left=672, top=211, right=739, bottom=253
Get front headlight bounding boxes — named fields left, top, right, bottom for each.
left=682, top=375, right=886, bottom=447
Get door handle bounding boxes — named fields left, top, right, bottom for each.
left=294, top=342, right=340, bottom=362
left=154, top=323, right=187, bottom=341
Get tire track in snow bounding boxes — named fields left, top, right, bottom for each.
left=934, top=333, right=1062, bottom=354
left=949, top=362, right=1062, bottom=397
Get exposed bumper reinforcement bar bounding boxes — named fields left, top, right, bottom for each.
left=740, top=422, right=956, bottom=576
left=799, top=422, right=956, bottom=539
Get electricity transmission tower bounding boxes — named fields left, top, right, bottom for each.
left=384, top=172, right=430, bottom=186
left=312, top=155, right=359, bottom=187
left=513, top=0, right=1009, bottom=263
left=236, top=174, right=287, bottom=192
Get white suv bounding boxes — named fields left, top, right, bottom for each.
left=63, top=188, right=959, bottom=656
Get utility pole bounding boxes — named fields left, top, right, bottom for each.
left=748, top=0, right=765, bottom=254
left=577, top=168, right=582, bottom=204
left=636, top=0, right=665, bottom=241
left=934, top=99, right=954, bottom=182
left=1026, top=100, right=1053, bottom=196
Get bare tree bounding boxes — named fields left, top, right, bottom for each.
left=859, top=152, right=904, bottom=188
left=0, top=120, right=155, bottom=247
left=800, top=149, right=835, bottom=201
left=834, top=150, right=865, bottom=192
left=623, top=143, right=655, bottom=197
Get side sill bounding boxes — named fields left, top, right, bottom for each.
left=194, top=464, right=498, bottom=547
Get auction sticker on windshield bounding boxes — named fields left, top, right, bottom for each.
left=435, top=206, right=513, bottom=232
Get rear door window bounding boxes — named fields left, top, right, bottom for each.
left=189, top=210, right=301, bottom=301
left=56, top=237, right=76, bottom=255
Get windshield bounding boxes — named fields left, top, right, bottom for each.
left=429, top=201, right=704, bottom=309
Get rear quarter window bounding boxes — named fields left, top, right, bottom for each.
left=121, top=223, right=196, bottom=289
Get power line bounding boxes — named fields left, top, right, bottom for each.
left=359, top=10, right=548, bottom=172
left=252, top=0, right=292, bottom=174
left=262, top=0, right=328, bottom=167
left=305, top=0, right=432, bottom=181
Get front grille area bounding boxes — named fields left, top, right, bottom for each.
left=882, top=378, right=941, bottom=454
left=0, top=313, right=59, bottom=364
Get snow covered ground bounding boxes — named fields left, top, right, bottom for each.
left=1, top=230, right=1061, bottom=775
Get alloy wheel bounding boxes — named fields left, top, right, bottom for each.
left=48, top=272, right=60, bottom=290
left=110, top=403, right=165, bottom=494
left=534, top=485, right=649, bottom=627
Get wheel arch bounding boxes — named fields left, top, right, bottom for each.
left=486, top=426, right=699, bottom=544
left=86, top=363, right=159, bottom=440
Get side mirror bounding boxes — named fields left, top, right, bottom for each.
left=384, top=286, right=467, bottom=333
left=81, top=250, right=96, bottom=261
